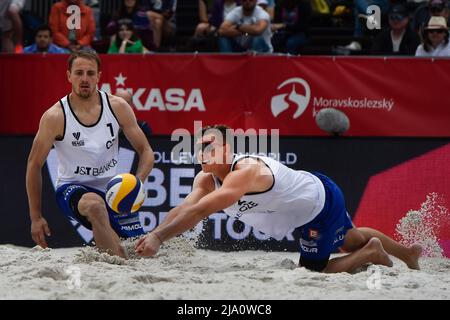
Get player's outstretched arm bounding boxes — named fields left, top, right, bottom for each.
left=110, top=95, right=154, bottom=182
left=135, top=166, right=257, bottom=257
left=26, top=106, right=63, bottom=248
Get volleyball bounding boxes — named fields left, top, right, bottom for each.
left=105, top=173, right=145, bottom=214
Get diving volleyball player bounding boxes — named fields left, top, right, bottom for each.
left=135, top=125, right=422, bottom=273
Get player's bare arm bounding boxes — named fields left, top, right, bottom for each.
left=26, top=103, right=64, bottom=248
left=134, top=171, right=214, bottom=253
left=157, top=171, right=215, bottom=229
left=135, top=163, right=261, bottom=257
left=108, top=94, right=154, bottom=182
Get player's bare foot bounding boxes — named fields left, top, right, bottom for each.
left=365, top=237, right=393, bottom=267
left=405, top=244, right=422, bottom=270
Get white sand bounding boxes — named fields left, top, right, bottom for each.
left=1, top=238, right=449, bottom=300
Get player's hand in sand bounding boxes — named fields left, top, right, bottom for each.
left=135, top=233, right=162, bottom=257
left=31, top=217, right=51, bottom=249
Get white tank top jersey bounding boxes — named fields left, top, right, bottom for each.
left=213, top=155, right=326, bottom=240
left=53, top=90, right=120, bottom=191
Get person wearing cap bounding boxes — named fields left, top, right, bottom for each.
left=413, top=0, right=450, bottom=33
left=218, top=0, right=273, bottom=53
left=371, top=4, right=420, bottom=55
left=415, top=15, right=450, bottom=55
left=256, top=0, right=275, bottom=20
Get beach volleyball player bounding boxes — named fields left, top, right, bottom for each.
left=135, top=125, right=422, bottom=273
left=26, top=51, right=154, bottom=258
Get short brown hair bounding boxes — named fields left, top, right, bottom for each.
left=68, top=50, right=101, bottom=71
left=201, top=124, right=233, bottom=141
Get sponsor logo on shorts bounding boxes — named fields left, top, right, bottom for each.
left=300, top=238, right=318, bottom=247
left=300, top=244, right=318, bottom=253
left=335, top=226, right=345, bottom=234
left=62, top=185, right=84, bottom=200
left=121, top=223, right=143, bottom=232
left=74, top=158, right=118, bottom=176
left=309, top=229, right=319, bottom=239
left=333, top=234, right=345, bottom=245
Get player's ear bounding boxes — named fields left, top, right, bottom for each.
left=97, top=71, right=102, bottom=82
left=66, top=70, right=71, bottom=82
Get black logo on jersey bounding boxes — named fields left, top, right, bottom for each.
left=106, top=137, right=116, bottom=149
left=73, top=132, right=81, bottom=140
left=237, top=200, right=258, bottom=212
left=74, top=158, right=118, bottom=176
left=71, top=132, right=85, bottom=146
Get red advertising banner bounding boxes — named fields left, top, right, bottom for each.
left=1, top=54, right=449, bottom=136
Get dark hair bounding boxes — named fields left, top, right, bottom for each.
left=68, top=50, right=101, bottom=71
left=114, top=19, right=139, bottom=47
left=200, top=124, right=233, bottom=144
left=422, top=28, right=450, bottom=52
left=35, top=24, right=52, bottom=37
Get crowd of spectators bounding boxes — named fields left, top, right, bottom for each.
left=0, top=0, right=449, bottom=56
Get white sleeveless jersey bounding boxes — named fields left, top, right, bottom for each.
left=213, top=155, right=326, bottom=240
left=54, top=91, right=120, bottom=191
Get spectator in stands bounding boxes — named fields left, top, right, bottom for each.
left=194, top=0, right=211, bottom=37
left=209, top=0, right=240, bottom=33
left=218, top=0, right=273, bottom=52
left=371, top=3, right=420, bottom=55
left=271, top=0, right=312, bottom=55
left=0, top=0, right=25, bottom=53
left=413, top=0, right=450, bottom=33
left=23, top=24, right=68, bottom=54
left=415, top=15, right=450, bottom=55
left=108, top=18, right=147, bottom=53
left=146, top=0, right=177, bottom=49
left=49, top=0, right=96, bottom=52
left=345, top=0, right=390, bottom=51
left=107, top=0, right=154, bottom=50
left=256, top=0, right=275, bottom=20
left=191, top=0, right=240, bottom=52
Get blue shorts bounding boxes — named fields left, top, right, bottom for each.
left=296, top=173, right=354, bottom=268
left=55, top=184, right=145, bottom=239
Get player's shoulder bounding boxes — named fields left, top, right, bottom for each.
left=194, top=171, right=215, bottom=189
left=42, top=102, right=64, bottom=124
left=106, top=92, right=132, bottom=115
left=234, top=156, right=260, bottom=170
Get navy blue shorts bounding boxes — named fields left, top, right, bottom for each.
left=297, top=173, right=354, bottom=269
left=55, top=184, right=145, bottom=239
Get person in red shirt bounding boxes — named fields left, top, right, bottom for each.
left=49, top=0, right=96, bottom=52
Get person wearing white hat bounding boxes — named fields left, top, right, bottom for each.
left=415, top=16, right=450, bottom=56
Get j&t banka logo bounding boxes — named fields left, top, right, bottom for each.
left=270, top=78, right=311, bottom=119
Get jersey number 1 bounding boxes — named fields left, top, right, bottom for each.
left=107, top=123, right=114, bottom=137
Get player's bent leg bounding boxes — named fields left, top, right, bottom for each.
left=357, top=227, right=422, bottom=270
left=78, top=193, right=126, bottom=258
left=340, top=227, right=369, bottom=252
left=324, top=237, right=393, bottom=273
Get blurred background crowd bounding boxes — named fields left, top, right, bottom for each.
left=0, top=0, right=449, bottom=56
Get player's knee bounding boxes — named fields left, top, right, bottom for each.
left=78, top=193, right=108, bottom=224
left=342, top=228, right=367, bottom=252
